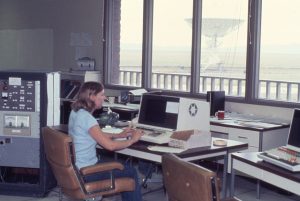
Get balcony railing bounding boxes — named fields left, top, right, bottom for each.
left=119, top=69, right=300, bottom=102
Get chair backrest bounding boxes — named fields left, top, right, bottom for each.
left=42, top=127, right=85, bottom=198
left=162, top=153, right=220, bottom=201
left=42, top=127, right=136, bottom=200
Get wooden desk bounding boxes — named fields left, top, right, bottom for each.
left=230, top=152, right=300, bottom=198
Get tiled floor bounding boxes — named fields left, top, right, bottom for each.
left=0, top=174, right=300, bottom=201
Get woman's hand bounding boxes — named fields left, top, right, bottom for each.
left=117, top=127, right=143, bottom=142
left=118, top=127, right=135, bottom=138
left=130, top=129, right=143, bottom=143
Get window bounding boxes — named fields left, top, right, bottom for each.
left=152, top=0, right=193, bottom=91
left=259, top=0, right=300, bottom=102
left=104, top=0, right=300, bottom=107
left=107, top=0, right=143, bottom=87
left=200, top=0, right=248, bottom=96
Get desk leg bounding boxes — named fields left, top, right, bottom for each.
left=230, top=160, right=235, bottom=197
left=256, top=180, right=261, bottom=199
left=221, top=153, right=228, bottom=199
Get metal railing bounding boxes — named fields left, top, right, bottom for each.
left=119, top=69, right=300, bottom=102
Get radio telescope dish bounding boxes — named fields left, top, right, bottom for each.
left=185, top=18, right=243, bottom=48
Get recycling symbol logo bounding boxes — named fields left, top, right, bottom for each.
left=189, top=103, right=198, bottom=117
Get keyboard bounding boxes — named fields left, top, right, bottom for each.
left=258, top=147, right=300, bottom=172
left=137, top=127, right=173, bottom=144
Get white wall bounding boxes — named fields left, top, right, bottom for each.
left=52, top=0, right=104, bottom=73
left=0, top=0, right=55, bottom=70
left=0, top=29, right=53, bottom=70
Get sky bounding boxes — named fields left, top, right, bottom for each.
left=120, top=0, right=300, bottom=47
left=118, top=0, right=300, bottom=73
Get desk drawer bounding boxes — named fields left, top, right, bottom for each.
left=210, top=125, right=229, bottom=134
left=228, top=128, right=259, bottom=148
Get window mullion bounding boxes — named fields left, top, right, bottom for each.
left=190, top=0, right=202, bottom=94
left=141, top=0, right=153, bottom=89
left=103, top=0, right=114, bottom=85
left=245, top=0, right=261, bottom=102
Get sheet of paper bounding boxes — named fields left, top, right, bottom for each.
left=166, top=101, right=179, bottom=114
left=46, top=74, right=53, bottom=126
left=53, top=72, right=61, bottom=125
left=147, top=146, right=185, bottom=153
left=129, top=88, right=147, bottom=96
left=238, top=121, right=281, bottom=128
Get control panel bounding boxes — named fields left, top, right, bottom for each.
left=0, top=78, right=38, bottom=112
left=0, top=78, right=40, bottom=168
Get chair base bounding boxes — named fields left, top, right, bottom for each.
left=84, top=196, right=103, bottom=201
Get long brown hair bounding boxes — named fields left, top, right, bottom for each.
left=71, top=81, right=104, bottom=112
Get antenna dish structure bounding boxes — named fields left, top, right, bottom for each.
left=185, top=18, right=242, bottom=48
left=185, top=18, right=243, bottom=71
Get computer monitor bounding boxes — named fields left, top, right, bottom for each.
left=206, top=91, right=225, bottom=116
left=286, top=108, right=300, bottom=152
left=137, top=94, right=179, bottom=130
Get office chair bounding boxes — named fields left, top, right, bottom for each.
left=162, top=153, right=240, bottom=201
left=42, top=127, right=135, bottom=201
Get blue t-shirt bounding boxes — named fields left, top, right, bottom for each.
left=68, top=109, right=98, bottom=169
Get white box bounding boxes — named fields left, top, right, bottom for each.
left=168, top=129, right=211, bottom=149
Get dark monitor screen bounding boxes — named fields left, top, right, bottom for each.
left=287, top=109, right=300, bottom=150
left=138, top=94, right=179, bottom=130
left=207, top=91, right=225, bottom=116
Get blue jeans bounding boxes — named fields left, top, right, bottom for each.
left=83, top=161, right=142, bottom=201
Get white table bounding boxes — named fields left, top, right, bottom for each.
left=230, top=152, right=300, bottom=199
left=110, top=137, right=247, bottom=198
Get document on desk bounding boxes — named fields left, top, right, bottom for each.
left=211, top=117, right=283, bottom=129
left=148, top=145, right=185, bottom=153
left=237, top=121, right=282, bottom=128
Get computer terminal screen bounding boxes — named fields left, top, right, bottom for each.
left=287, top=109, right=300, bottom=151
left=137, top=94, right=179, bottom=130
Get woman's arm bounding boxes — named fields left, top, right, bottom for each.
left=89, top=125, right=142, bottom=151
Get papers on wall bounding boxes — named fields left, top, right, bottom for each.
left=70, top=32, right=92, bottom=46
